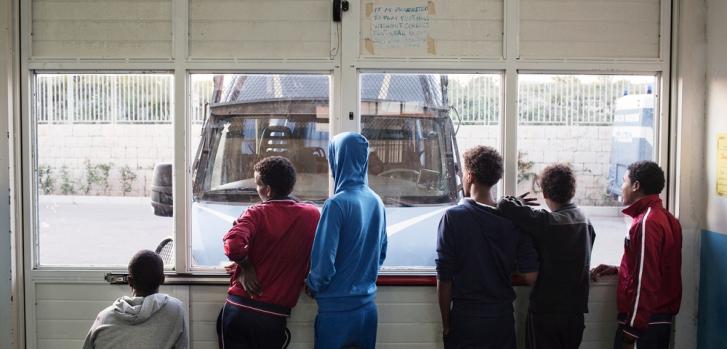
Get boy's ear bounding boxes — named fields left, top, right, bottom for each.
left=632, top=180, right=641, bottom=193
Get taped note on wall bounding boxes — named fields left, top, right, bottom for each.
left=718, top=134, right=727, bottom=196
left=367, top=0, right=432, bottom=52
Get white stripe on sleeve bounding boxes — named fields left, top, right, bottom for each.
left=630, top=207, right=652, bottom=327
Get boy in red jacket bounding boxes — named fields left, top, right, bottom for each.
left=591, top=161, right=682, bottom=349
left=217, top=156, right=320, bottom=348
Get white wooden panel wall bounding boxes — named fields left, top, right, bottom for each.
left=519, top=0, right=661, bottom=59
left=33, top=283, right=189, bottom=349
left=31, top=0, right=173, bottom=59
left=33, top=283, right=618, bottom=349
left=188, top=0, right=332, bottom=60
left=359, top=0, right=504, bottom=58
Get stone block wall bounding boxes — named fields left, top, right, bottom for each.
left=37, top=124, right=620, bottom=205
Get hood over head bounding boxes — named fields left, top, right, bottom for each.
left=111, top=293, right=169, bottom=325
left=328, top=132, right=369, bottom=193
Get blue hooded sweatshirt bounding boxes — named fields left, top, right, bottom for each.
left=306, top=132, right=388, bottom=311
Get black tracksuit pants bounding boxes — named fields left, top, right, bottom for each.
left=525, top=312, right=585, bottom=349
left=216, top=300, right=289, bottom=349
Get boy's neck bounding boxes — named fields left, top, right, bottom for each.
left=470, top=184, right=496, bottom=207
left=134, top=289, right=158, bottom=298
left=626, top=192, right=648, bottom=207
left=545, top=198, right=568, bottom=212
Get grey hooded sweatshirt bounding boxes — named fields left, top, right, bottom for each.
left=83, top=293, right=188, bottom=349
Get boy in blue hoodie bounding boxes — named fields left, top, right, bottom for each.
left=306, top=132, right=388, bottom=349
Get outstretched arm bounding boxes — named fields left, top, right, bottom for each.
left=497, top=195, right=549, bottom=236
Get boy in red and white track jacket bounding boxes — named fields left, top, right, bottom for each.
left=217, top=156, right=320, bottom=348
left=591, top=161, right=682, bottom=349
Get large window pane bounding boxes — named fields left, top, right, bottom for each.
left=35, top=74, right=174, bottom=267
left=359, top=73, right=502, bottom=270
left=189, top=74, right=331, bottom=268
left=517, top=74, right=657, bottom=267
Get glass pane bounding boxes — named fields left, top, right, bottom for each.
left=35, top=74, right=175, bottom=267
left=359, top=73, right=502, bottom=270
left=516, top=74, right=657, bottom=267
left=190, top=74, right=331, bottom=268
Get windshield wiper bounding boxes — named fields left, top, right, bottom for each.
left=385, top=197, right=415, bottom=207
left=205, top=187, right=258, bottom=195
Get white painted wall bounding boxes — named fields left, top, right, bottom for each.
left=30, top=282, right=620, bottom=349
left=705, top=0, right=727, bottom=234
left=188, top=0, right=331, bottom=59
left=0, top=0, right=15, bottom=346
left=31, top=0, right=173, bottom=59
left=519, top=0, right=661, bottom=59
left=672, top=0, right=707, bottom=347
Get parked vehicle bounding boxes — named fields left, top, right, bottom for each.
left=152, top=74, right=462, bottom=269
left=607, top=91, right=655, bottom=199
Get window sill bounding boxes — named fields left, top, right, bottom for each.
left=104, top=273, right=557, bottom=287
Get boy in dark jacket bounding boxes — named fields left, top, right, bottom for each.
left=498, top=163, right=595, bottom=349
left=436, top=145, right=539, bottom=349
left=591, top=161, right=682, bottom=349
left=218, top=156, right=320, bottom=348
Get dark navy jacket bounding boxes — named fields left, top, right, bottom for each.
left=436, top=199, right=539, bottom=317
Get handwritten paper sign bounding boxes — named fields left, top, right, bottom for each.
left=370, top=2, right=431, bottom=50
left=718, top=134, right=727, bottom=196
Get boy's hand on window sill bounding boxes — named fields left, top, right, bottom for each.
left=590, top=264, right=618, bottom=281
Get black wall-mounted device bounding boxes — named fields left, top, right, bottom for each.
left=333, top=0, right=349, bottom=22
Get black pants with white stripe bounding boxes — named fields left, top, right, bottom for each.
left=613, top=314, right=673, bottom=349
left=525, top=312, right=585, bottom=349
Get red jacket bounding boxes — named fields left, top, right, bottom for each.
left=223, top=199, right=320, bottom=311
left=617, top=195, right=682, bottom=339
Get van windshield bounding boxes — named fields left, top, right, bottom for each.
left=195, top=114, right=456, bottom=206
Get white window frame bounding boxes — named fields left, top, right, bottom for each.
left=13, top=0, right=675, bottom=343
left=15, top=0, right=675, bottom=276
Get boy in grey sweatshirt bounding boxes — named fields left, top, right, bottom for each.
left=83, top=250, right=188, bottom=349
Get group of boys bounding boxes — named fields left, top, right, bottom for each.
left=438, top=146, right=681, bottom=349
left=82, top=132, right=682, bottom=349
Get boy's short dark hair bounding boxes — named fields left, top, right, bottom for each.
left=254, top=156, right=297, bottom=197
left=128, top=250, right=164, bottom=294
left=540, top=163, right=576, bottom=204
left=463, top=146, right=503, bottom=187
left=627, top=160, right=665, bottom=195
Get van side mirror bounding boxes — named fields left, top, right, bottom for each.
left=151, top=163, right=173, bottom=217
